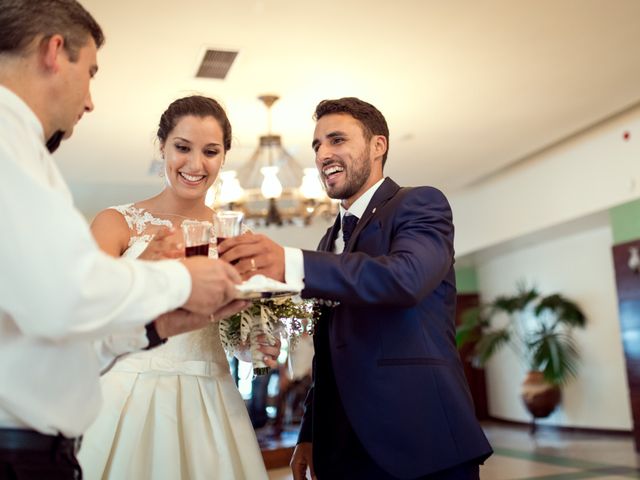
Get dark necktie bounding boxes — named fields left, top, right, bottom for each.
left=341, top=214, right=359, bottom=247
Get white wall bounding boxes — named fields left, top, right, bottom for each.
left=476, top=222, right=631, bottom=429
left=450, top=104, right=640, bottom=257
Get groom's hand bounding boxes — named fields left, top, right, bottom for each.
left=217, top=232, right=285, bottom=282
left=291, top=442, right=315, bottom=480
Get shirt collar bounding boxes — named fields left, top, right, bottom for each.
left=340, top=177, right=385, bottom=220
left=0, top=85, right=45, bottom=142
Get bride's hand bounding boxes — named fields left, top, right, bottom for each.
left=139, top=227, right=184, bottom=260
left=257, top=334, right=281, bottom=369
left=234, top=335, right=281, bottom=368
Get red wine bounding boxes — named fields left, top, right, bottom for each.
left=215, top=237, right=239, bottom=264
left=185, top=244, right=210, bottom=257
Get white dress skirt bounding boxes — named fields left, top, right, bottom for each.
left=78, top=205, right=268, bottom=480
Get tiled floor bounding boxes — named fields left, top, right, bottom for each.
left=267, top=421, right=640, bottom=479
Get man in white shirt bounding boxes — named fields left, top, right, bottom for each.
left=0, top=1, right=247, bottom=478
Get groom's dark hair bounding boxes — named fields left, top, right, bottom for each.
left=313, top=97, right=390, bottom=166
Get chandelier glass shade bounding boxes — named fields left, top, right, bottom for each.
left=212, top=95, right=338, bottom=226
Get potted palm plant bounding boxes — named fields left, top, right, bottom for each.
left=456, top=283, right=586, bottom=429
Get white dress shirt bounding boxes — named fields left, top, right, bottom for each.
left=284, top=178, right=385, bottom=286
left=0, top=86, right=192, bottom=437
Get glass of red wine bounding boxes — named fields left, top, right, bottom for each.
left=214, top=210, right=244, bottom=246
left=181, top=220, right=213, bottom=257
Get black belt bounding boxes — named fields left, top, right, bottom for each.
left=0, top=428, right=82, bottom=456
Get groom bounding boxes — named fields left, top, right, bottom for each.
left=219, top=97, right=492, bottom=479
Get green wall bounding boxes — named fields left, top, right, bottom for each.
left=455, top=265, right=478, bottom=294
left=610, top=199, right=640, bottom=245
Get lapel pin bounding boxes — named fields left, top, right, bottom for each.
left=372, top=208, right=377, bottom=214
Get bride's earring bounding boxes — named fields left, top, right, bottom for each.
left=158, top=146, right=166, bottom=178
left=207, top=160, right=225, bottom=207
left=205, top=176, right=221, bottom=207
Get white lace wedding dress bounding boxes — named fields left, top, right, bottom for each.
left=79, top=205, right=267, bottom=480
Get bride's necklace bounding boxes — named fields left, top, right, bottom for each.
left=146, top=210, right=214, bottom=223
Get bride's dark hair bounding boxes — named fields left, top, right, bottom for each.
left=157, top=95, right=232, bottom=152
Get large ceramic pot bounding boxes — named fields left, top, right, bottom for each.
left=520, top=371, right=561, bottom=419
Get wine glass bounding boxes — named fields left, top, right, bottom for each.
left=214, top=211, right=244, bottom=245
left=181, top=220, right=213, bottom=257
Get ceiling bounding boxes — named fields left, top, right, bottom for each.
left=55, top=0, right=640, bottom=217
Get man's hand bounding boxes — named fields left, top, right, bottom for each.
left=138, top=227, right=183, bottom=260
left=154, top=300, right=249, bottom=339
left=217, top=232, right=285, bottom=282
left=180, top=257, right=242, bottom=315
left=153, top=309, right=208, bottom=339
left=291, top=442, right=315, bottom=480
left=211, top=300, right=250, bottom=322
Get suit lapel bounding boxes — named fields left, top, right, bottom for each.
left=344, top=177, right=401, bottom=253
left=318, top=214, right=341, bottom=252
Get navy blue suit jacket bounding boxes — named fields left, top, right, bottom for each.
left=298, top=178, right=492, bottom=478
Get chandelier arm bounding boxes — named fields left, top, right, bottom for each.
left=218, top=94, right=338, bottom=227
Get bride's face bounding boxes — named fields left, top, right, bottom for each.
left=162, top=115, right=225, bottom=200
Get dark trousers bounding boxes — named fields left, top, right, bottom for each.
left=313, top=321, right=479, bottom=480
left=248, top=371, right=272, bottom=429
left=0, top=429, right=82, bottom=480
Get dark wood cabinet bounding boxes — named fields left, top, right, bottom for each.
left=455, top=293, right=489, bottom=420
left=612, top=240, right=640, bottom=451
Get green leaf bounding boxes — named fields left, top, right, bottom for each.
left=529, top=331, right=579, bottom=385
left=455, top=306, right=482, bottom=344
left=490, top=286, right=538, bottom=315
left=534, top=294, right=586, bottom=329
left=472, top=329, right=510, bottom=367
left=456, top=321, right=480, bottom=348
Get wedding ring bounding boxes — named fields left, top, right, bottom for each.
left=250, top=258, right=257, bottom=271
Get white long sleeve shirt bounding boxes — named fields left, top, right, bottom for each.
left=0, top=86, right=192, bottom=437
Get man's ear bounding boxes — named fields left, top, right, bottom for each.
left=372, top=135, right=388, bottom=162
left=40, top=34, right=65, bottom=73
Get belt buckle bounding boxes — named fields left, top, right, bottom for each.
left=54, top=434, right=82, bottom=457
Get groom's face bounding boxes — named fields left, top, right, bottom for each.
left=313, top=113, right=377, bottom=207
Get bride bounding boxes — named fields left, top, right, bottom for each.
left=79, top=95, right=276, bottom=480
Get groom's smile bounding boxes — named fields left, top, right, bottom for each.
left=321, top=163, right=345, bottom=187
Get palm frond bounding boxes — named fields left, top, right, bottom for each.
left=491, top=286, right=538, bottom=314
left=472, top=329, right=510, bottom=368
left=456, top=306, right=485, bottom=348
left=456, top=321, right=481, bottom=348
left=534, top=294, right=586, bottom=329
left=529, top=331, right=579, bottom=385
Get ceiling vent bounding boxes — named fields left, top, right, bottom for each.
left=195, top=49, right=238, bottom=79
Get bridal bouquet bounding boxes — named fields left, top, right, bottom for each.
left=219, top=288, right=317, bottom=375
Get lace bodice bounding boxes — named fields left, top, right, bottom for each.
left=110, top=204, right=226, bottom=365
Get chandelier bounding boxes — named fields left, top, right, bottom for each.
left=212, top=95, right=338, bottom=227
